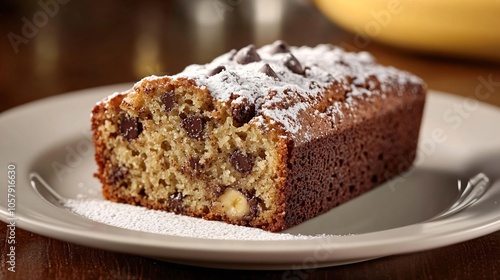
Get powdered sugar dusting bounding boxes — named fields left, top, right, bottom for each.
left=95, top=91, right=126, bottom=107
left=63, top=198, right=333, bottom=240
left=167, top=41, right=422, bottom=136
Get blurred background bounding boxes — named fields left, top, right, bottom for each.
left=1, top=2, right=500, bottom=278
left=1, top=0, right=500, bottom=113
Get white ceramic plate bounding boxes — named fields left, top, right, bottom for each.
left=1, top=85, right=500, bottom=269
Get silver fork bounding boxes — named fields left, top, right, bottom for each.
left=428, top=173, right=490, bottom=222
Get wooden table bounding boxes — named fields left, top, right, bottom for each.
left=1, top=1, right=499, bottom=279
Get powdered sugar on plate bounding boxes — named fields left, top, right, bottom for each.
left=63, top=198, right=334, bottom=240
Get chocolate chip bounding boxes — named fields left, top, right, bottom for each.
left=161, top=91, right=176, bottom=112
left=230, top=150, right=254, bottom=174
left=234, top=45, right=261, bottom=65
left=168, top=192, right=183, bottom=213
left=239, top=189, right=261, bottom=220
left=181, top=115, right=205, bottom=139
left=138, top=188, right=146, bottom=196
left=189, top=157, right=202, bottom=175
left=108, top=166, right=128, bottom=184
left=189, top=157, right=201, bottom=170
left=269, top=40, right=290, bottom=54
left=207, top=65, right=226, bottom=77
left=243, top=197, right=260, bottom=221
left=119, top=114, right=143, bottom=141
left=213, top=185, right=228, bottom=198
left=231, top=99, right=255, bottom=125
left=283, top=53, right=305, bottom=75
left=258, top=64, right=280, bottom=81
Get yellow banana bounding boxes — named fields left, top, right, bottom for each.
left=314, top=0, right=500, bottom=61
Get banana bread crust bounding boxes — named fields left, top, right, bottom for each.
left=91, top=41, right=426, bottom=231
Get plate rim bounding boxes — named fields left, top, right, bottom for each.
left=1, top=85, right=500, bottom=269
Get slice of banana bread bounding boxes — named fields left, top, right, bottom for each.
left=91, top=41, right=426, bottom=232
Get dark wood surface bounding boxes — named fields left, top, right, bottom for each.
left=1, top=1, right=499, bottom=279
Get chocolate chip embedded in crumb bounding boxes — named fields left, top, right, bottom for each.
left=230, top=150, right=254, bottom=174
left=243, top=196, right=260, bottom=221
left=207, top=66, right=226, bottom=77
left=107, top=166, right=128, bottom=184
left=161, top=91, right=176, bottom=112
left=269, top=40, right=290, bottom=54
left=283, top=53, right=305, bottom=75
left=234, top=45, right=261, bottom=65
left=189, top=157, right=202, bottom=175
left=189, top=157, right=201, bottom=170
left=258, top=64, right=280, bottom=81
left=168, top=192, right=183, bottom=213
left=231, top=99, right=256, bottom=125
left=213, top=185, right=228, bottom=198
left=237, top=188, right=260, bottom=220
left=181, top=115, right=205, bottom=139
left=119, top=115, right=143, bottom=141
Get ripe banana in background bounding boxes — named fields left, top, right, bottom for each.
left=314, top=0, right=500, bottom=61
